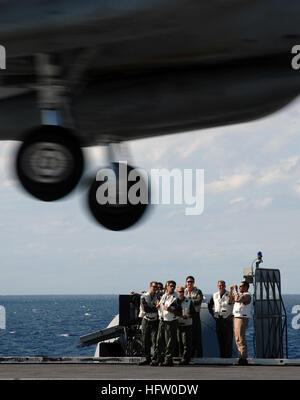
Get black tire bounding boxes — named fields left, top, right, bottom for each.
left=88, top=162, right=149, bottom=231
left=16, top=125, right=84, bottom=201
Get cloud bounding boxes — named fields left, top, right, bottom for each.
left=254, top=197, right=273, bottom=208
left=258, top=155, right=300, bottom=186
left=206, top=174, right=253, bottom=193
left=258, top=169, right=286, bottom=185
left=175, top=131, right=222, bottom=159
left=229, top=197, right=245, bottom=205
left=227, top=196, right=273, bottom=213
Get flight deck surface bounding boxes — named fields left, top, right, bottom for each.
left=0, top=358, right=299, bottom=380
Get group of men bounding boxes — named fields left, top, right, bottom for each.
left=138, top=276, right=203, bottom=366
left=138, top=277, right=251, bottom=366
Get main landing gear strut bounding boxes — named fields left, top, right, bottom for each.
left=16, top=54, right=84, bottom=201
left=15, top=54, right=149, bottom=230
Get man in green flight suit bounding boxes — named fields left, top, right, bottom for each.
left=138, top=281, right=159, bottom=365
left=154, top=280, right=182, bottom=366
left=184, top=276, right=203, bottom=358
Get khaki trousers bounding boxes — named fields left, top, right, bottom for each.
left=234, top=317, right=249, bottom=358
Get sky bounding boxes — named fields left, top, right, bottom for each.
left=1, top=96, right=300, bottom=295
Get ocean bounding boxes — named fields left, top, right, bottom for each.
left=0, top=294, right=299, bottom=358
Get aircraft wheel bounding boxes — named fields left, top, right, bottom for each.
left=88, top=163, right=149, bottom=231
left=16, top=125, right=84, bottom=201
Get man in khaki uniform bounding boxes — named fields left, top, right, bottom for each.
left=230, top=281, right=252, bottom=365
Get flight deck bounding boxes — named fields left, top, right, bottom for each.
left=0, top=357, right=299, bottom=380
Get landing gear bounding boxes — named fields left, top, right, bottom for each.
left=15, top=54, right=84, bottom=201
left=16, top=125, right=84, bottom=201
left=14, top=53, right=149, bottom=230
left=87, top=161, right=149, bottom=231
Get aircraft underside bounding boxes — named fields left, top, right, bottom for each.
left=0, top=0, right=299, bottom=230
